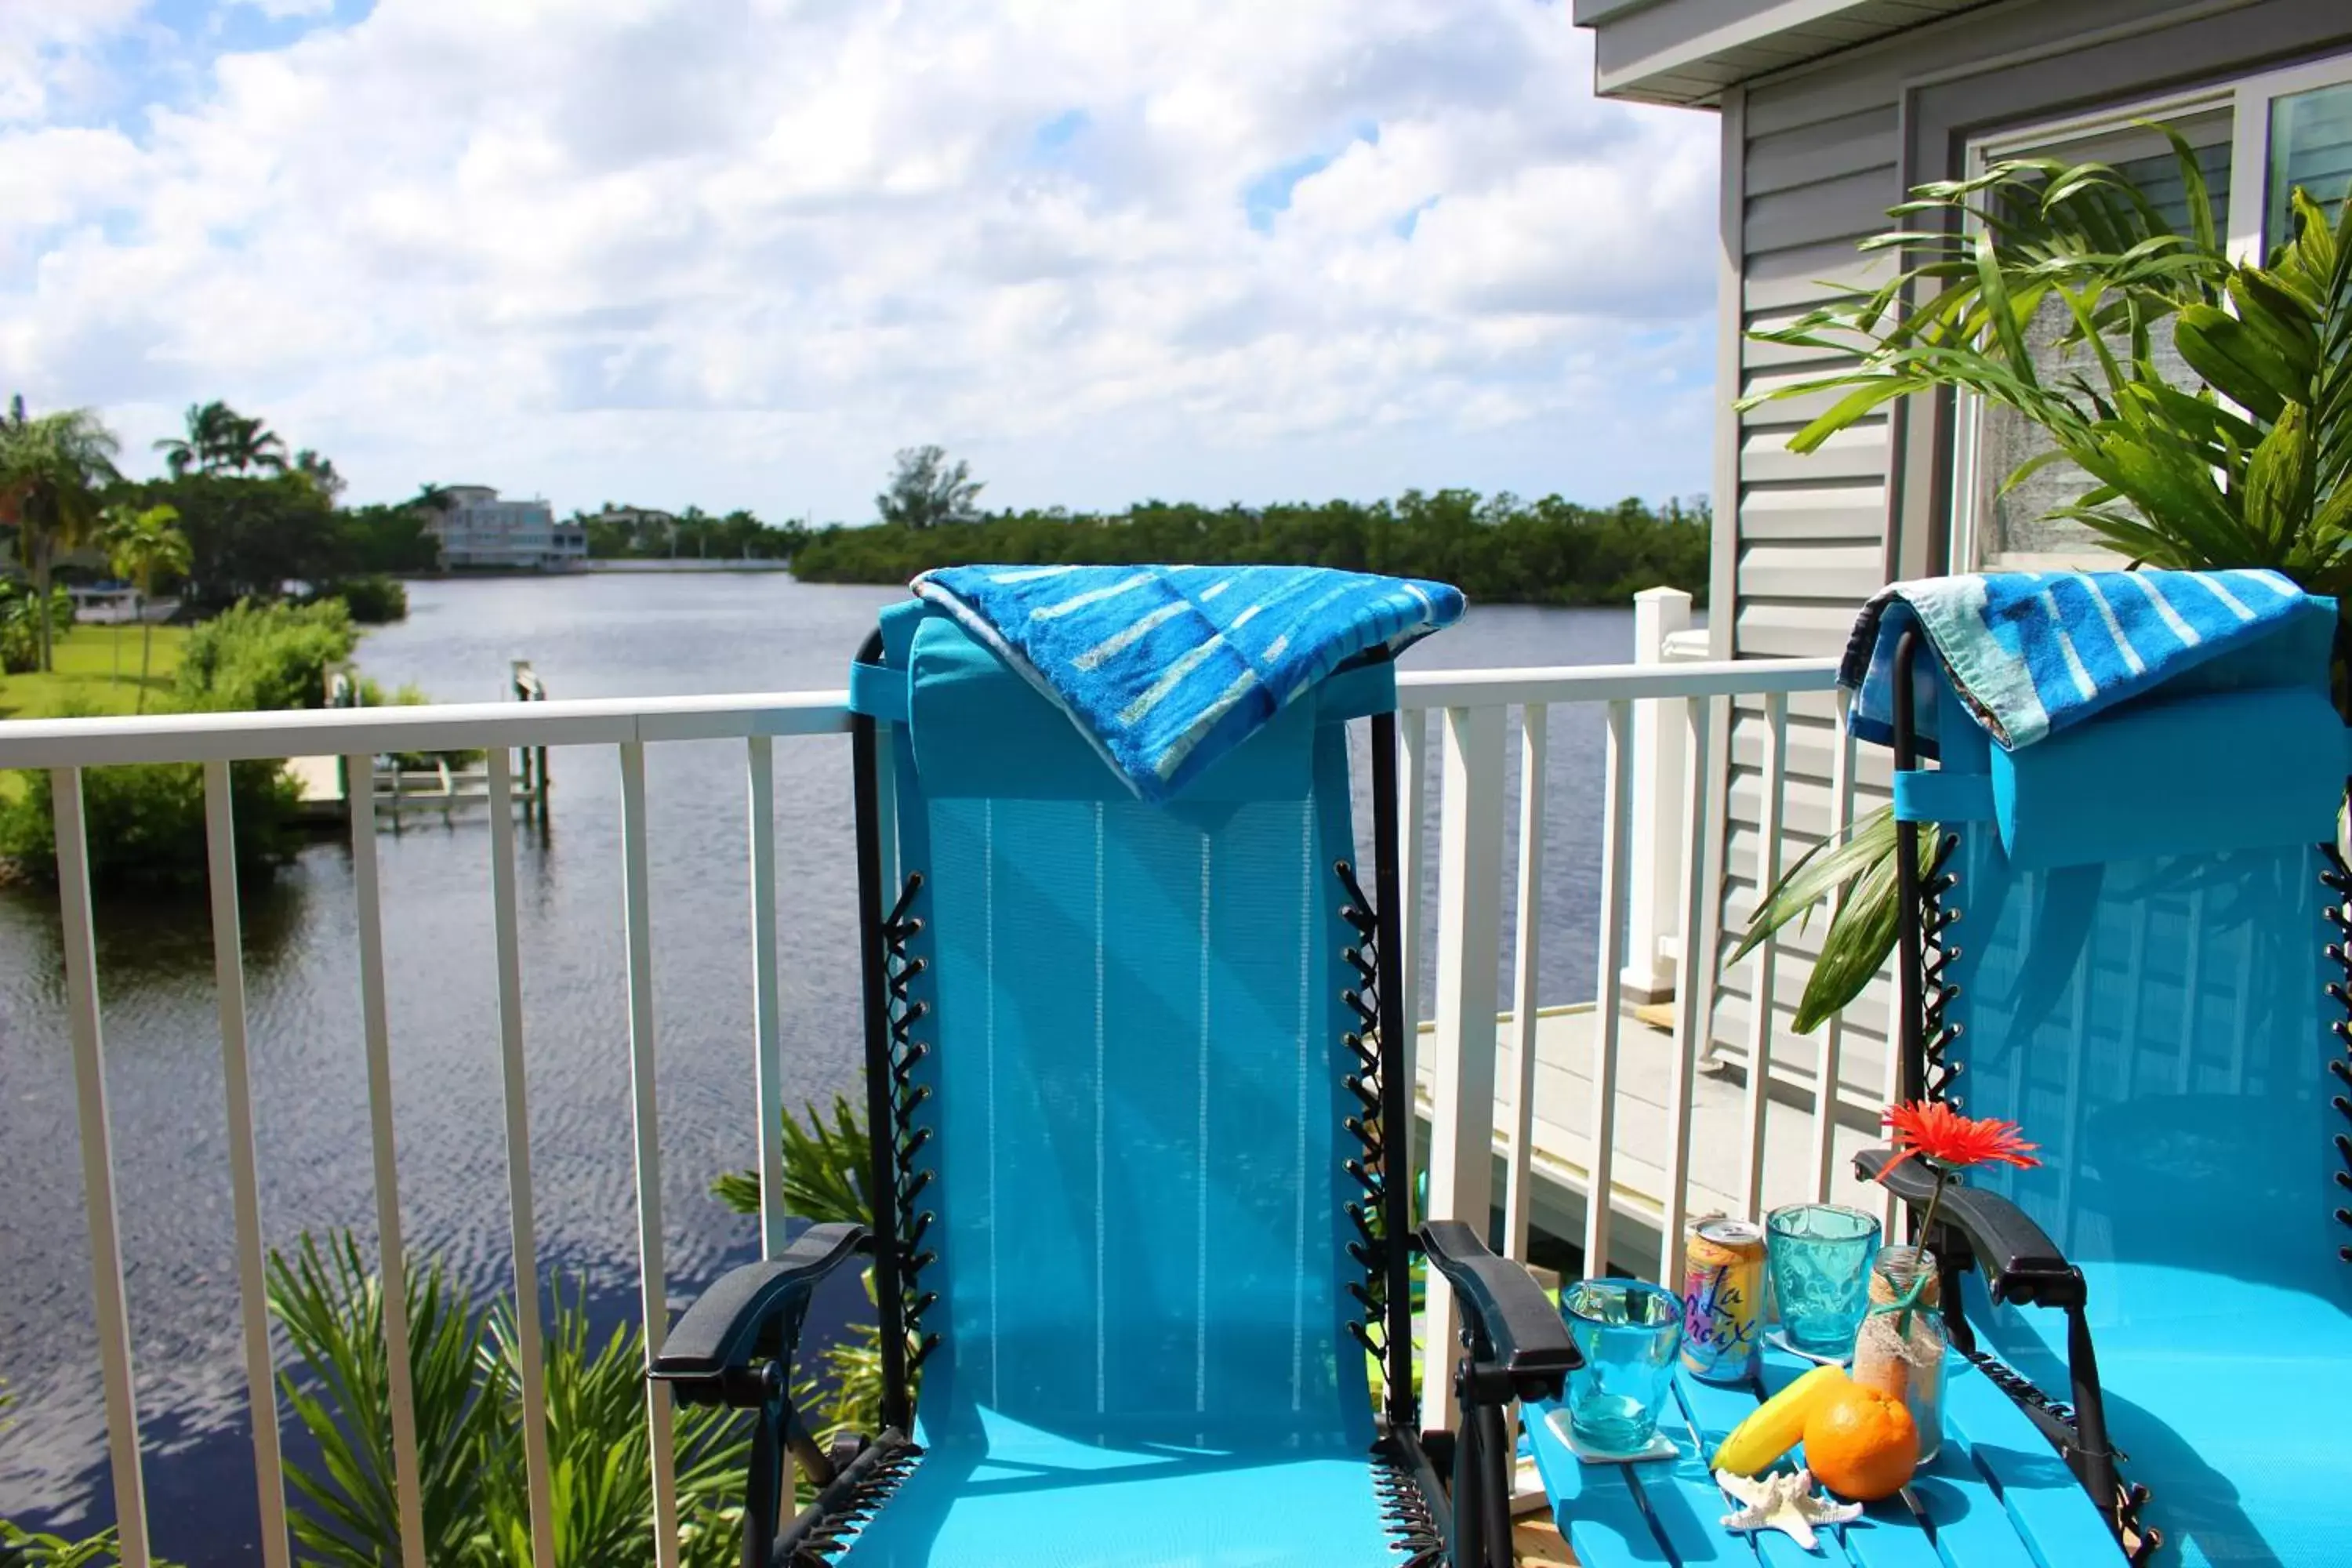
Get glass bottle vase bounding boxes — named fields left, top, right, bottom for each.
left=1851, top=1246, right=1946, bottom=1463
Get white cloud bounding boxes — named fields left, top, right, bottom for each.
left=0, top=0, right=1720, bottom=516
left=0, top=1, right=150, bottom=124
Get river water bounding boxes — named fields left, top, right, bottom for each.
left=0, top=574, right=1643, bottom=1556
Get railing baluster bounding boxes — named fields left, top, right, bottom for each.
left=1811, top=690, right=1859, bottom=1208
left=1423, top=704, right=1504, bottom=1429
left=746, top=735, right=793, bottom=1510
left=347, top=757, right=429, bottom=1566
left=1739, top=694, right=1788, bottom=1221
left=1658, top=698, right=1715, bottom=1286
left=1584, top=702, right=1633, bottom=1280
left=486, top=749, right=558, bottom=1568
left=619, top=745, right=681, bottom=1565
left=201, top=761, right=290, bottom=1568
left=52, top=768, right=150, bottom=1568
left=1503, top=705, right=1547, bottom=1264
left=1396, top=707, right=1429, bottom=1210
left=746, top=738, right=787, bottom=1259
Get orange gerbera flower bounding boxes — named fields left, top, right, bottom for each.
left=1879, top=1100, right=2041, bottom=1177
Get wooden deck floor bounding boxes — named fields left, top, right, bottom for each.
left=1515, top=1515, right=1574, bottom=1565
left=1414, top=1002, right=1893, bottom=1272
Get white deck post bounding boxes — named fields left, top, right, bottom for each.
left=1422, top=703, right=1504, bottom=1430
left=1623, top=587, right=1693, bottom=1003
left=1658, top=697, right=1717, bottom=1288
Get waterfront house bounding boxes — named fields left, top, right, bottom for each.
left=1573, top=0, right=2352, bottom=1106
left=428, top=485, right=588, bottom=572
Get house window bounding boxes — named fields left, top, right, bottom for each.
left=1955, top=53, right=2352, bottom=572
left=2264, top=79, right=2352, bottom=248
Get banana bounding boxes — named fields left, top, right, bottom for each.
left=1711, top=1364, right=1849, bottom=1476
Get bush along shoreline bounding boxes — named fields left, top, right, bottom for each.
left=0, top=597, right=409, bottom=890
left=789, top=490, right=1711, bottom=606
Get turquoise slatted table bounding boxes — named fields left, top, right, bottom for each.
left=1525, top=1345, right=2128, bottom=1567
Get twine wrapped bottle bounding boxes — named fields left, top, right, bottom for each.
left=1851, top=1246, right=1946, bottom=1462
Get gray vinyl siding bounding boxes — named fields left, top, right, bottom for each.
left=1701, top=0, right=2352, bottom=1112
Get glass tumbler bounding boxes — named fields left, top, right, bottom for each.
left=1559, top=1279, right=1684, bottom=1456
left=1765, top=1203, right=1882, bottom=1360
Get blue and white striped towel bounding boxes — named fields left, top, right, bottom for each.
left=913, top=564, right=1464, bottom=801
left=1841, top=568, right=2329, bottom=753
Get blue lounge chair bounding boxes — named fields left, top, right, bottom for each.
left=648, top=568, right=1577, bottom=1567
left=1863, top=572, right=2351, bottom=1567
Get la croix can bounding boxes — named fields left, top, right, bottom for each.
left=1679, top=1215, right=1766, bottom=1382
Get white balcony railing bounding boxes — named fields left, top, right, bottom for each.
left=0, top=647, right=1853, bottom=1566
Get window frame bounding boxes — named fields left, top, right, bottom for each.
left=1949, top=50, right=2352, bottom=572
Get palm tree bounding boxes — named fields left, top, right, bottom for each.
left=101, top=503, right=189, bottom=712
left=153, top=401, right=288, bottom=476
left=154, top=400, right=237, bottom=477
left=0, top=402, right=121, bottom=671
left=217, top=412, right=286, bottom=475
left=292, top=448, right=344, bottom=500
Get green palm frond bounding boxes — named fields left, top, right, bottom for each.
left=710, top=1093, right=872, bottom=1227
left=270, top=1231, right=753, bottom=1568
left=1728, top=128, right=2352, bottom=1033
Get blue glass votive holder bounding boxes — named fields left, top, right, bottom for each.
left=1559, top=1279, right=1684, bottom=1456
left=1766, top=1203, right=1882, bottom=1361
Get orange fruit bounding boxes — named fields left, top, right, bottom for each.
left=1802, top=1382, right=1918, bottom=1501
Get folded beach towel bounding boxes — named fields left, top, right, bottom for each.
left=912, top=564, right=1464, bottom=801
left=1841, top=568, right=2331, bottom=755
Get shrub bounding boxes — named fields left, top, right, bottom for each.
left=0, top=1385, right=177, bottom=1566
left=0, top=747, right=300, bottom=888
left=354, top=677, right=481, bottom=771
left=0, top=618, right=34, bottom=676
left=0, top=1521, right=167, bottom=1566
left=713, top=1095, right=891, bottom=1440
left=176, top=598, right=357, bottom=713
left=267, top=1231, right=750, bottom=1568
left=312, top=574, right=408, bottom=624
left=0, top=585, right=72, bottom=673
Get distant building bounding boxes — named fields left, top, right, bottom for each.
left=430, top=487, right=586, bottom=572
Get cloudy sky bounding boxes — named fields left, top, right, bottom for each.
left=2, top=1, right=1719, bottom=522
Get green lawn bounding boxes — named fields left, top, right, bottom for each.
left=0, top=625, right=189, bottom=720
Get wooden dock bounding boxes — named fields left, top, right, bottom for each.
left=285, top=752, right=546, bottom=824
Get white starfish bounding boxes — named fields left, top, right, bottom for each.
left=1715, top=1468, right=1864, bottom=1551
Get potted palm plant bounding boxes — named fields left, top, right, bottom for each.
left=1731, top=133, right=2352, bottom=1024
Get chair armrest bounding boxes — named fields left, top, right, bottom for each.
left=650, top=1222, right=868, bottom=1381
left=1417, top=1220, right=1581, bottom=1401
left=1857, top=1149, right=2082, bottom=1309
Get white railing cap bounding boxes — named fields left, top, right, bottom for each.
left=0, top=658, right=1842, bottom=769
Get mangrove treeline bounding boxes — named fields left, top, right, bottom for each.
left=789, top=491, right=1711, bottom=605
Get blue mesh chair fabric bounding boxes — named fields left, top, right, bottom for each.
left=832, top=601, right=1410, bottom=1567
left=1900, top=644, right=2352, bottom=1568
